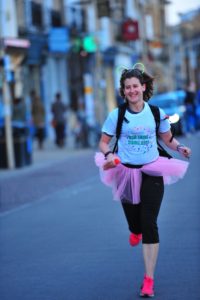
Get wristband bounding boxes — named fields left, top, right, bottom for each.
left=177, top=144, right=185, bottom=152
left=104, top=151, right=113, bottom=158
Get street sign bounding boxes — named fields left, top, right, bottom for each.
left=48, top=28, right=70, bottom=53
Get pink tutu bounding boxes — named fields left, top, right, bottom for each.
left=95, top=152, right=189, bottom=204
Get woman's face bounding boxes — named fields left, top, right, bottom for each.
left=123, top=77, right=146, bottom=105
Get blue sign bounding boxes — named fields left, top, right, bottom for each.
left=4, top=56, right=14, bottom=82
left=48, top=27, right=70, bottom=53
left=103, top=46, right=118, bottom=65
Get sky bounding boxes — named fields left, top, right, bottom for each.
left=166, top=0, right=200, bottom=25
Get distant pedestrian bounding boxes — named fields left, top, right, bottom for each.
left=195, top=88, right=200, bottom=130
left=51, top=92, right=68, bottom=147
left=184, top=82, right=196, bottom=134
left=95, top=65, right=191, bottom=298
left=31, top=90, right=46, bottom=149
left=0, top=94, right=4, bottom=127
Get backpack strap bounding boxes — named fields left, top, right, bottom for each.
left=149, top=104, right=160, bottom=136
left=149, top=104, right=172, bottom=158
left=149, top=104, right=175, bottom=142
left=112, top=102, right=127, bottom=153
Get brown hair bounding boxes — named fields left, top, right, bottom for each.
left=119, top=68, right=154, bottom=101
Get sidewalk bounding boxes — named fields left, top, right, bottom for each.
left=0, top=140, right=96, bottom=213
left=0, top=140, right=94, bottom=179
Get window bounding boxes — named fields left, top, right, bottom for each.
left=31, top=1, right=43, bottom=28
left=51, top=10, right=62, bottom=27
left=16, top=0, right=26, bottom=30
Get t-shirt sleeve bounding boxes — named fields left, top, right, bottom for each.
left=158, top=108, right=171, bottom=133
left=101, top=108, right=118, bottom=136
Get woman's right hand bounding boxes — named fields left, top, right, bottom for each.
left=99, top=134, right=121, bottom=170
left=103, top=153, right=120, bottom=170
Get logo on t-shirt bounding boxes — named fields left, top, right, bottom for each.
left=126, top=126, right=154, bottom=154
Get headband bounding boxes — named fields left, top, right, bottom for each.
left=116, top=62, right=145, bottom=75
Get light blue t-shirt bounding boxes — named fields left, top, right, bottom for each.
left=102, top=102, right=170, bottom=165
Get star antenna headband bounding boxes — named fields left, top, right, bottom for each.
left=132, top=62, right=145, bottom=73
left=116, top=62, right=145, bottom=74
left=116, top=65, right=128, bottom=74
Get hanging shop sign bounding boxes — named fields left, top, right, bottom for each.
left=122, top=19, right=139, bottom=41
left=148, top=40, right=163, bottom=57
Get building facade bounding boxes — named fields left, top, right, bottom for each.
left=169, top=7, right=200, bottom=90
left=1, top=0, right=189, bottom=149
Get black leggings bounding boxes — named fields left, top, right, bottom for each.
left=122, top=173, right=164, bottom=244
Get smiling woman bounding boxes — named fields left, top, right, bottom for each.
left=94, top=65, right=191, bottom=298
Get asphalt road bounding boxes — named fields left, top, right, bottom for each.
left=0, top=134, right=199, bottom=300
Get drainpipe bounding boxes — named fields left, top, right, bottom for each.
left=2, top=55, right=15, bottom=169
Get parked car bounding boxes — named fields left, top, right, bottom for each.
left=150, top=90, right=186, bottom=135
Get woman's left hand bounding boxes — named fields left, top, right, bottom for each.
left=177, top=145, right=191, bottom=159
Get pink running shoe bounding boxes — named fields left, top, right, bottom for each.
left=140, top=274, right=154, bottom=298
left=129, top=233, right=142, bottom=247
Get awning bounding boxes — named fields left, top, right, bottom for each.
left=3, top=38, right=30, bottom=49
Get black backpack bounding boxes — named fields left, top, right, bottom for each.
left=112, top=103, right=173, bottom=159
